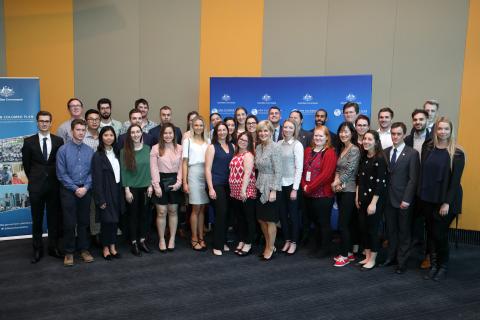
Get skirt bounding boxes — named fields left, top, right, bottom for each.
left=187, top=163, right=209, bottom=205
left=256, top=190, right=280, bottom=223
left=153, top=172, right=183, bottom=205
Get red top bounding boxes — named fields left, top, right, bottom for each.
left=301, top=147, right=337, bottom=198
left=229, top=152, right=257, bottom=200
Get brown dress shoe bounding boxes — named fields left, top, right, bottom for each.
left=64, top=254, right=74, bottom=267
left=80, top=251, right=94, bottom=263
left=420, top=255, right=431, bottom=269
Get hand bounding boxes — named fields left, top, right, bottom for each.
left=155, top=188, right=162, bottom=198
left=290, top=189, right=297, bottom=201
left=75, top=187, right=87, bottom=198
left=100, top=203, right=107, bottom=210
left=268, top=191, right=276, bottom=202
left=240, top=190, right=247, bottom=202
left=171, top=183, right=180, bottom=191
left=439, top=203, right=449, bottom=216
left=125, top=190, right=134, bottom=203
left=209, top=188, right=217, bottom=200
left=367, top=203, right=376, bottom=215
left=183, top=183, right=190, bottom=194
left=355, top=194, right=360, bottom=209
left=147, top=186, right=153, bottom=198
left=400, top=201, right=410, bottom=209
left=303, top=185, right=308, bottom=193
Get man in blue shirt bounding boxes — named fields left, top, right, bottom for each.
left=56, top=119, right=95, bottom=266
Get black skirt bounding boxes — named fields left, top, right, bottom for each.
left=255, top=190, right=280, bottom=223
left=153, top=172, right=183, bottom=205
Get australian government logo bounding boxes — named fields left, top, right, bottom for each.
left=0, top=86, right=24, bottom=102
left=217, top=93, right=235, bottom=105
left=257, top=93, right=276, bottom=105
left=298, top=93, right=318, bottom=106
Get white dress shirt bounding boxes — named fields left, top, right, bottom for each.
left=38, top=132, right=52, bottom=159
left=390, top=142, right=406, bottom=163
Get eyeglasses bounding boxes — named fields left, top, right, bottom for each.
left=247, top=122, right=257, bottom=126
left=37, top=120, right=51, bottom=124
left=87, top=118, right=100, bottom=122
left=238, top=139, right=249, bottom=143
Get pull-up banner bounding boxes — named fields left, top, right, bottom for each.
left=210, top=75, right=372, bottom=132
left=0, top=78, right=40, bottom=239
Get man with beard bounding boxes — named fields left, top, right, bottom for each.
left=311, top=108, right=338, bottom=149
left=405, top=109, right=431, bottom=156
left=121, top=98, right=157, bottom=134
left=97, top=98, right=122, bottom=135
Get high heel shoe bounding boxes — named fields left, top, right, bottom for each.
left=191, top=240, right=203, bottom=251
left=287, top=242, right=297, bottom=256
left=237, top=245, right=252, bottom=257
left=131, top=243, right=142, bottom=257
left=139, top=241, right=152, bottom=254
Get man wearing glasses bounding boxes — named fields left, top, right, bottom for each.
left=56, top=98, right=84, bottom=143
left=83, top=109, right=101, bottom=151
left=22, top=111, right=65, bottom=263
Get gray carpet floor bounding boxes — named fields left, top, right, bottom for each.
left=1, top=236, right=479, bottom=320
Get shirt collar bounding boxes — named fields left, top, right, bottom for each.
left=392, top=142, right=405, bottom=154
left=38, top=132, right=51, bottom=140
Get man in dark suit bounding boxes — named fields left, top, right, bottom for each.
left=148, top=105, right=183, bottom=145
left=289, top=110, right=312, bottom=148
left=118, top=109, right=155, bottom=149
left=268, top=106, right=282, bottom=142
left=22, top=111, right=64, bottom=263
left=381, top=122, right=420, bottom=274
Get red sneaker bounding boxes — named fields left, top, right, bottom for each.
left=334, top=256, right=350, bottom=267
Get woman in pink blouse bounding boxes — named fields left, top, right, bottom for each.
left=150, top=123, right=183, bottom=252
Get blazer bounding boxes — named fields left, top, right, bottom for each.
left=417, top=141, right=465, bottom=214
left=298, top=128, right=313, bottom=148
left=404, top=128, right=431, bottom=148
left=384, top=145, right=420, bottom=208
left=91, top=151, right=123, bottom=223
left=148, top=124, right=183, bottom=145
left=21, top=133, right=64, bottom=193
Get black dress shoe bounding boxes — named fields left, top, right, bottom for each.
left=103, top=254, right=112, bottom=261
left=131, top=243, right=142, bottom=257
left=395, top=266, right=406, bottom=274
left=379, top=259, right=397, bottom=267
left=111, top=252, right=122, bottom=259
left=31, top=249, right=43, bottom=264
left=48, top=248, right=64, bottom=259
left=139, top=241, right=152, bottom=254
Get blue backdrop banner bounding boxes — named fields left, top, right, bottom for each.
left=210, top=75, right=372, bottom=133
left=0, top=78, right=40, bottom=239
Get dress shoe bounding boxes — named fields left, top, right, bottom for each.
left=361, top=264, right=376, bottom=271
left=64, top=254, right=74, bottom=267
left=261, top=253, right=274, bottom=261
left=48, top=248, right=64, bottom=259
left=111, top=252, right=122, bottom=259
left=80, top=250, right=94, bottom=263
left=103, top=254, right=112, bottom=261
left=131, top=243, right=142, bottom=257
left=139, top=241, right=152, bottom=254
left=395, top=266, right=407, bottom=274
left=379, top=259, right=397, bottom=267
left=432, top=265, right=447, bottom=281
left=31, top=249, right=43, bottom=264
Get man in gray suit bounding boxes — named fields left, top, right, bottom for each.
left=381, top=122, right=420, bottom=274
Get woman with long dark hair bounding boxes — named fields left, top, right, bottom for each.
left=331, top=122, right=360, bottom=267
left=245, top=114, right=258, bottom=146
left=223, top=116, right=236, bottom=143
left=355, top=115, right=370, bottom=146
left=205, top=122, right=235, bottom=256
left=150, top=123, right=183, bottom=252
left=301, top=126, right=338, bottom=257
left=234, top=107, right=248, bottom=136
left=419, top=117, right=465, bottom=281
left=355, top=130, right=387, bottom=270
left=229, top=131, right=257, bottom=256
left=182, top=116, right=210, bottom=251
left=92, top=126, right=122, bottom=260
left=120, top=124, right=153, bottom=256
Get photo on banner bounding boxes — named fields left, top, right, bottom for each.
left=0, top=78, right=40, bottom=239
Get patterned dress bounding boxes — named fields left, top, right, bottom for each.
left=229, top=152, right=257, bottom=200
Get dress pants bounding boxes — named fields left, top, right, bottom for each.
left=211, top=185, right=230, bottom=250
left=308, top=197, right=334, bottom=250
left=101, top=222, right=117, bottom=246
left=126, top=187, right=148, bottom=242
left=337, top=192, right=356, bottom=256
left=30, top=186, right=62, bottom=250
left=233, top=198, right=256, bottom=245
left=279, top=185, right=300, bottom=243
left=385, top=200, right=412, bottom=266
left=60, top=187, right=91, bottom=254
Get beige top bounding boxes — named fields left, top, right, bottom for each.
left=150, top=144, right=183, bottom=194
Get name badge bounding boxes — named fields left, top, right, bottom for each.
left=306, top=171, right=311, bottom=182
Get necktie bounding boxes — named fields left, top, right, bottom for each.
left=42, top=137, right=48, bottom=161
left=390, top=148, right=397, bottom=170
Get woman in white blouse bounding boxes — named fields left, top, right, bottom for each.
left=150, top=123, right=183, bottom=252
left=278, top=120, right=304, bottom=255
left=182, top=116, right=210, bottom=251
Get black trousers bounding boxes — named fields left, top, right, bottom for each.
left=422, top=200, right=456, bottom=265
left=337, top=192, right=356, bottom=256
left=211, top=185, right=231, bottom=250
left=233, top=198, right=256, bottom=244
left=126, top=187, right=148, bottom=242
left=358, top=201, right=382, bottom=252
left=279, top=185, right=301, bottom=243
left=308, top=197, right=334, bottom=251
left=29, top=186, right=62, bottom=250
left=60, top=187, right=91, bottom=254
left=101, top=222, right=118, bottom=246
left=385, top=201, right=412, bottom=266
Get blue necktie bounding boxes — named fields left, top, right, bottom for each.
left=390, top=148, right=397, bottom=170
left=42, top=137, right=48, bottom=161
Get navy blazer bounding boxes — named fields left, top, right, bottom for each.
left=148, top=124, right=183, bottom=145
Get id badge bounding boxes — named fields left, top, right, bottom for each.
left=306, top=171, right=311, bottom=182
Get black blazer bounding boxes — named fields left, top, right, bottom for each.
left=384, top=145, right=420, bottom=208
left=404, top=128, right=431, bottom=148
left=91, top=151, right=123, bottom=223
left=418, top=141, right=465, bottom=214
left=148, top=125, right=183, bottom=145
left=298, top=128, right=313, bottom=148
left=21, top=133, right=64, bottom=193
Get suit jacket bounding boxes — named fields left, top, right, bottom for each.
left=273, top=125, right=283, bottom=142
left=148, top=124, right=183, bottom=145
left=298, top=128, right=313, bottom=148
left=417, top=141, right=465, bottom=214
left=22, top=133, right=64, bottom=193
left=385, top=145, right=420, bottom=208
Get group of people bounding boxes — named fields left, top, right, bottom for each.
left=22, top=97, right=465, bottom=281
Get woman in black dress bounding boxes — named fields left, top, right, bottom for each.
left=355, top=130, right=387, bottom=270
left=419, top=117, right=465, bottom=281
